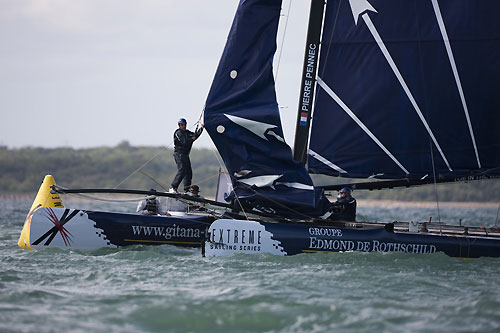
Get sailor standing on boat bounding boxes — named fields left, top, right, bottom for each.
left=328, top=187, right=357, bottom=222
left=170, top=118, right=204, bottom=193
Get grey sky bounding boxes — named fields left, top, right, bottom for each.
left=0, top=0, right=309, bottom=150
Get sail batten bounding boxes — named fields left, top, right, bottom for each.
left=309, top=149, right=347, bottom=174
left=308, top=0, right=500, bottom=181
left=430, top=0, right=481, bottom=169
left=361, top=10, right=452, bottom=172
left=317, top=76, right=410, bottom=175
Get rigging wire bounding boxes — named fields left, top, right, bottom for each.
left=206, top=133, right=318, bottom=221
left=317, top=0, right=342, bottom=79
left=224, top=171, right=319, bottom=221
left=208, top=144, right=250, bottom=220
left=430, top=138, right=442, bottom=233
left=274, top=0, right=293, bottom=82
left=414, top=0, right=442, bottom=230
left=113, top=148, right=168, bottom=189
left=138, top=168, right=217, bottom=194
left=495, top=201, right=500, bottom=228
left=60, top=190, right=154, bottom=204
left=196, top=107, right=204, bottom=132
left=139, top=170, right=169, bottom=191
left=113, top=119, right=205, bottom=191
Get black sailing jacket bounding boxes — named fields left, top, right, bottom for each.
left=173, top=127, right=204, bottom=154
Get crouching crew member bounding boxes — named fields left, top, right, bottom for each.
left=327, top=187, right=357, bottom=222
left=137, top=189, right=164, bottom=215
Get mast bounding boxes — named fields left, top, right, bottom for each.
left=293, top=0, right=326, bottom=164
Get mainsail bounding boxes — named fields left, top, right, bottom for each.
left=308, top=0, right=500, bottom=183
left=204, top=0, right=328, bottom=217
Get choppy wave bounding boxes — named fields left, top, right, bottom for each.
left=1, top=199, right=500, bottom=332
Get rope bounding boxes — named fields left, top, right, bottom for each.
left=113, top=148, right=168, bottom=189
left=223, top=170, right=318, bottom=221
left=63, top=192, right=154, bottom=203
left=194, top=173, right=220, bottom=186
left=196, top=107, right=204, bottom=128
left=140, top=165, right=220, bottom=193
left=113, top=113, right=206, bottom=190
left=208, top=145, right=250, bottom=220
left=242, top=184, right=316, bottom=220
left=206, top=131, right=318, bottom=220
left=139, top=170, right=169, bottom=191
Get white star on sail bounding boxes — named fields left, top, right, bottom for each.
left=347, top=0, right=452, bottom=172
left=238, top=175, right=313, bottom=191
left=238, top=175, right=282, bottom=188
left=224, top=114, right=284, bottom=142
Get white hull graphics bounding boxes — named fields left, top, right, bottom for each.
left=24, top=207, right=210, bottom=250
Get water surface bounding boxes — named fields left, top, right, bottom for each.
left=1, top=198, right=499, bottom=332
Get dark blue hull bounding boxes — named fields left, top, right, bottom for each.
left=25, top=207, right=500, bottom=258
left=88, top=211, right=212, bottom=248
left=205, top=219, right=500, bottom=258
left=25, top=207, right=212, bottom=250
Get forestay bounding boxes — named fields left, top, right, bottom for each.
left=308, top=0, right=500, bottom=182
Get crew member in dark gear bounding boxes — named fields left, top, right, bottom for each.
left=187, top=185, right=203, bottom=199
left=327, top=187, right=357, bottom=221
left=170, top=118, right=204, bottom=193
left=136, top=189, right=164, bottom=215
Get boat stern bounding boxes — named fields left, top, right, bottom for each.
left=18, top=175, right=64, bottom=250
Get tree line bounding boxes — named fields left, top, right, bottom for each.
left=0, top=141, right=222, bottom=196
left=1, top=142, right=499, bottom=202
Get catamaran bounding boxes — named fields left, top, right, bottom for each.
left=19, top=0, right=500, bottom=258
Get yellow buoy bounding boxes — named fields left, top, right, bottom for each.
left=18, top=175, right=65, bottom=250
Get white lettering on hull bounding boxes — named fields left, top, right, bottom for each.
left=131, top=224, right=201, bottom=240
left=309, top=237, right=437, bottom=254
left=204, top=219, right=285, bottom=257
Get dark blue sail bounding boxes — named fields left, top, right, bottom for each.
left=204, top=0, right=328, bottom=217
left=308, top=0, right=500, bottom=181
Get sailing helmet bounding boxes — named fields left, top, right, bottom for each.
left=340, top=187, right=352, bottom=195
left=178, top=118, right=187, bottom=125
left=148, top=189, right=156, bottom=199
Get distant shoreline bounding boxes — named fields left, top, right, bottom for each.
left=1, top=193, right=498, bottom=209
left=359, top=200, right=499, bottom=209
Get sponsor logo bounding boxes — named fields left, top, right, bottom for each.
left=131, top=224, right=201, bottom=240
left=209, top=227, right=262, bottom=252
left=307, top=227, right=436, bottom=254
left=309, top=236, right=437, bottom=254
left=205, top=220, right=285, bottom=256
left=32, top=208, right=79, bottom=247
left=454, top=175, right=500, bottom=182
left=309, top=227, right=342, bottom=237
left=299, top=43, right=318, bottom=126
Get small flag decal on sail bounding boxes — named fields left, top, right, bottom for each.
left=300, top=112, right=308, bottom=126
